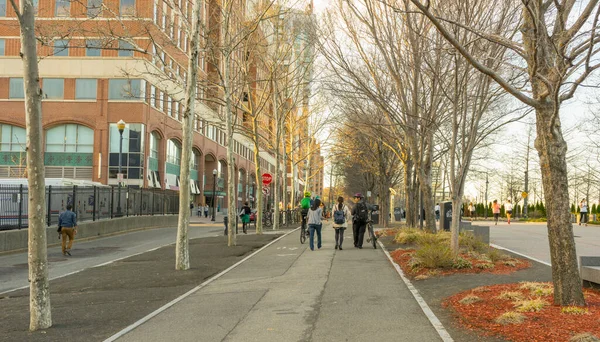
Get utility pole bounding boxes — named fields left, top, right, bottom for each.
left=484, top=172, right=489, bottom=219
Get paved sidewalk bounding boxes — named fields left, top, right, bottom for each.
left=115, top=223, right=444, bottom=341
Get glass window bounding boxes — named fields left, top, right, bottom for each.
left=45, top=124, right=94, bottom=153
left=54, top=40, right=69, bottom=56
left=75, top=79, right=97, bottom=100
left=150, top=86, right=156, bottom=107
left=150, top=132, right=159, bottom=159
left=86, top=39, right=101, bottom=56
left=108, top=79, right=142, bottom=100
left=118, top=40, right=134, bottom=57
left=88, top=0, right=102, bottom=17
left=166, top=139, right=181, bottom=165
left=42, top=78, right=64, bottom=99
left=9, top=78, right=24, bottom=99
left=0, top=0, right=6, bottom=17
left=108, top=123, right=145, bottom=180
left=0, top=124, right=26, bottom=151
left=120, top=0, right=135, bottom=16
left=0, top=39, right=4, bottom=56
left=55, top=0, right=70, bottom=16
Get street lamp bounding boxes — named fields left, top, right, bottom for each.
left=116, top=120, right=126, bottom=217
left=211, top=169, right=217, bottom=221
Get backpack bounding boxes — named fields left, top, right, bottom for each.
left=355, top=202, right=369, bottom=223
left=334, top=205, right=345, bottom=224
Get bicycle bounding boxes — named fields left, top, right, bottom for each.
left=365, top=209, right=377, bottom=249
left=300, top=209, right=308, bottom=244
left=263, top=210, right=273, bottom=228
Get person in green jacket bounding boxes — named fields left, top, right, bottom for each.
left=300, top=191, right=312, bottom=233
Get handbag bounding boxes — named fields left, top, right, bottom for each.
left=57, top=226, right=62, bottom=233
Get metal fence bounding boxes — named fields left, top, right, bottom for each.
left=0, top=185, right=180, bottom=231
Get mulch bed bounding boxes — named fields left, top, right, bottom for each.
left=389, top=248, right=531, bottom=279
left=444, top=283, right=600, bottom=342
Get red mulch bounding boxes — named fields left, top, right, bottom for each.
left=389, top=248, right=531, bottom=278
left=443, top=283, right=600, bottom=341
left=375, top=228, right=399, bottom=238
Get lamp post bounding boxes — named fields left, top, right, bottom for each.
left=211, top=169, right=217, bottom=221
left=116, top=120, right=126, bottom=217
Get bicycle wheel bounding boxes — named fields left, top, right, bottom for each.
left=300, top=225, right=306, bottom=244
left=264, top=215, right=273, bottom=228
left=370, top=224, right=377, bottom=249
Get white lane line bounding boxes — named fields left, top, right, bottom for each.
left=378, top=240, right=454, bottom=342
left=490, top=243, right=551, bottom=266
left=104, top=228, right=299, bottom=342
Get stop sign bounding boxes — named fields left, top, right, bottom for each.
left=262, top=173, right=272, bottom=185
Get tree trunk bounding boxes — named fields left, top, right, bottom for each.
left=14, top=0, right=53, bottom=330
left=403, top=159, right=417, bottom=227
left=535, top=105, right=584, bottom=306
left=223, top=55, right=237, bottom=246
left=252, top=118, right=263, bottom=234
left=450, top=196, right=462, bottom=253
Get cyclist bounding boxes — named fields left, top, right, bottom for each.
left=351, top=193, right=369, bottom=249
left=300, top=191, right=312, bottom=234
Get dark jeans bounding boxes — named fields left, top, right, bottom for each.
left=580, top=212, right=588, bottom=224
left=353, top=222, right=366, bottom=247
left=308, top=224, right=322, bottom=250
left=335, top=228, right=345, bottom=247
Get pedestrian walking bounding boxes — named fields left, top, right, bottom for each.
left=307, top=198, right=324, bottom=251
left=579, top=198, right=588, bottom=226
left=468, top=202, right=476, bottom=221
left=240, top=201, right=251, bottom=234
left=492, top=200, right=500, bottom=225
left=504, top=199, right=513, bottom=224
left=332, top=196, right=351, bottom=250
left=190, top=202, right=194, bottom=216
left=204, top=204, right=209, bottom=218
left=435, top=203, right=440, bottom=221
left=352, top=193, right=369, bottom=249
left=58, top=204, right=78, bottom=256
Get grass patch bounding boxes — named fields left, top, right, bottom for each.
left=394, top=228, right=421, bottom=245
left=486, top=247, right=510, bottom=262
left=459, top=294, right=482, bottom=305
left=561, top=306, right=590, bottom=315
left=513, top=298, right=548, bottom=312
left=459, top=233, right=487, bottom=253
left=496, top=291, right=525, bottom=301
left=453, top=257, right=473, bottom=269
left=413, top=243, right=454, bottom=269
left=475, top=262, right=495, bottom=270
left=570, top=333, right=600, bottom=342
left=503, top=259, right=519, bottom=267
left=494, top=311, right=526, bottom=325
left=471, top=286, right=492, bottom=293
left=519, top=281, right=550, bottom=291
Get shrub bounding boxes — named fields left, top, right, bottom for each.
left=513, top=298, right=548, bottom=312
left=471, top=286, right=492, bottom=293
left=503, top=260, right=519, bottom=267
left=415, top=232, right=444, bottom=246
left=562, top=306, right=590, bottom=315
left=486, top=247, right=509, bottom=262
left=475, top=262, right=495, bottom=269
left=395, top=228, right=421, bottom=245
left=532, top=286, right=553, bottom=297
left=414, top=243, right=454, bottom=269
left=459, top=233, right=487, bottom=253
left=494, top=311, right=526, bottom=325
left=519, top=281, right=550, bottom=291
left=453, top=257, right=473, bottom=269
left=496, top=291, right=525, bottom=301
left=408, top=257, right=422, bottom=270
left=459, top=294, right=482, bottom=305
left=570, top=333, right=600, bottom=342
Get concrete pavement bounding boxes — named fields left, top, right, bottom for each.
left=113, top=223, right=444, bottom=342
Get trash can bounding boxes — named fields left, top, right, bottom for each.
left=370, top=205, right=380, bottom=224
left=394, top=207, right=402, bottom=221
left=439, top=201, right=452, bottom=231
left=223, top=214, right=239, bottom=235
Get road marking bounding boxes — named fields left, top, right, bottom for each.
left=490, top=243, right=551, bottom=266
left=104, top=228, right=299, bottom=342
left=378, top=240, right=454, bottom=342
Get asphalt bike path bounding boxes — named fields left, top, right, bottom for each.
left=113, top=222, right=444, bottom=342
left=0, top=224, right=225, bottom=294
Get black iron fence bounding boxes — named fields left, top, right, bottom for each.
left=0, top=185, right=180, bottom=231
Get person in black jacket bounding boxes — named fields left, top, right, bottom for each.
left=240, top=202, right=251, bottom=234
left=351, top=193, right=369, bottom=249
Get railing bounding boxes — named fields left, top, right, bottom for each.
left=0, top=184, right=180, bottom=231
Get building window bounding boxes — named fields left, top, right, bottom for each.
left=75, top=79, right=97, bottom=100
left=120, top=0, right=135, bottom=16
left=55, top=0, right=70, bottom=16
left=0, top=0, right=6, bottom=17
left=86, top=39, right=102, bottom=56
left=88, top=0, right=102, bottom=17
left=166, top=139, right=181, bottom=165
left=9, top=78, right=24, bottom=99
left=108, top=79, right=143, bottom=100
left=46, top=124, right=94, bottom=153
left=0, top=124, right=26, bottom=151
left=118, top=40, right=134, bottom=57
left=0, top=39, right=4, bottom=55
left=150, top=132, right=160, bottom=159
left=150, top=86, right=156, bottom=107
left=167, top=98, right=172, bottom=117
left=54, top=40, right=69, bottom=57
left=158, top=91, right=164, bottom=111
left=42, top=79, right=64, bottom=99
left=109, top=123, right=145, bottom=180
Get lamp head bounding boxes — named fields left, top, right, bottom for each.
left=213, top=169, right=217, bottom=175
left=117, top=119, right=126, bottom=133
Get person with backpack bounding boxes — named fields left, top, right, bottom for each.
left=352, top=193, right=369, bottom=249
left=239, top=201, right=251, bottom=234
left=307, top=198, right=324, bottom=251
left=300, top=191, right=312, bottom=235
left=332, top=196, right=351, bottom=250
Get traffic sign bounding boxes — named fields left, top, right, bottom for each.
left=521, top=191, right=528, bottom=198
left=262, top=186, right=270, bottom=195
left=262, top=173, right=272, bottom=185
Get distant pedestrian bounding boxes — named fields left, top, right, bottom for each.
left=190, top=202, right=194, bottom=216
left=492, top=200, right=500, bottom=225
left=59, top=204, right=78, bottom=256
left=504, top=199, right=513, bottom=224
left=240, top=201, right=251, bottom=234
left=204, top=204, right=209, bottom=218
left=435, top=203, right=440, bottom=221
left=468, top=202, right=475, bottom=221
left=307, top=198, right=324, bottom=251
left=579, top=198, right=588, bottom=226
left=332, top=197, right=351, bottom=250
left=352, top=193, right=369, bottom=249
